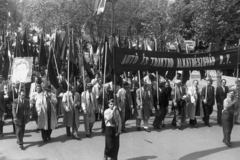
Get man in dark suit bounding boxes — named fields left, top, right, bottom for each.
left=202, top=78, right=215, bottom=127
left=0, top=90, right=5, bottom=137
left=216, top=79, right=229, bottom=125
left=12, top=89, right=30, bottom=150
left=9, top=83, right=20, bottom=134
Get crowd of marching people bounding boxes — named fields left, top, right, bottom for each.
left=1, top=67, right=240, bottom=156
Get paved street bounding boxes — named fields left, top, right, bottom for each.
left=0, top=74, right=240, bottom=160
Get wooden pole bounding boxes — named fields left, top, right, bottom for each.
left=138, top=71, right=143, bottom=106
left=103, top=42, right=108, bottom=112
left=111, top=1, right=117, bottom=106
left=233, top=40, right=240, bottom=124
left=16, top=82, right=21, bottom=114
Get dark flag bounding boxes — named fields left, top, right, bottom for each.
left=182, top=70, right=190, bottom=84
left=39, top=34, right=47, bottom=69
left=176, top=37, right=182, bottom=53
left=68, top=31, right=79, bottom=82
left=199, top=70, right=205, bottom=79
left=54, top=32, right=62, bottom=71
left=22, top=28, right=29, bottom=57
left=83, top=57, right=94, bottom=79
left=165, top=71, right=176, bottom=81
left=61, top=29, right=69, bottom=61
left=101, top=38, right=113, bottom=76
left=48, top=48, right=59, bottom=89
left=3, top=40, right=10, bottom=79
left=15, top=35, right=24, bottom=57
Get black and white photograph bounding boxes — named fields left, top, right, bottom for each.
left=0, top=0, right=240, bottom=159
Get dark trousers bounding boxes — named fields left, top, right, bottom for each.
left=0, top=119, right=4, bottom=134
left=153, top=108, right=161, bottom=128
left=189, top=118, right=197, bottom=125
left=104, top=126, right=119, bottom=160
left=217, top=103, right=223, bottom=124
left=203, top=115, right=210, bottom=125
left=41, top=129, right=52, bottom=141
left=222, top=110, right=234, bottom=143
left=41, top=100, right=52, bottom=141
left=172, top=103, right=185, bottom=127
left=66, top=127, right=71, bottom=135
left=159, top=107, right=167, bottom=125
left=15, top=124, right=25, bottom=145
left=12, top=116, right=16, bottom=133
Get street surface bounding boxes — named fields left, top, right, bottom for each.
left=0, top=72, right=240, bottom=160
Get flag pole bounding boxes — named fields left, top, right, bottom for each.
left=154, top=37, right=159, bottom=108
left=111, top=1, right=116, bottom=106
left=103, top=42, right=108, bottom=112
left=234, top=40, right=240, bottom=124
left=67, top=27, right=70, bottom=109
left=16, top=82, right=21, bottom=114
left=138, top=70, right=143, bottom=109
left=53, top=31, right=60, bottom=77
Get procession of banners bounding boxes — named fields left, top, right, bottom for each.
left=114, top=47, right=239, bottom=74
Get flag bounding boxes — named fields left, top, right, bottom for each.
left=15, top=35, right=24, bottom=57
left=96, top=0, right=106, bottom=15
left=176, top=37, right=182, bottom=53
left=101, top=38, right=113, bottom=76
left=22, top=28, right=29, bottom=57
left=54, top=32, right=62, bottom=72
left=47, top=48, right=59, bottom=89
left=69, top=30, right=78, bottom=64
left=3, top=40, right=10, bottom=79
left=182, top=70, right=190, bottom=84
left=83, top=56, right=94, bottom=79
left=68, top=30, right=79, bottom=82
left=39, top=34, right=47, bottom=69
left=93, top=0, right=101, bottom=16
left=60, top=29, right=69, bottom=61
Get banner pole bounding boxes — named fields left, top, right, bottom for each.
left=233, top=40, right=240, bottom=124
left=103, top=42, right=108, bottom=113
left=16, top=82, right=21, bottom=114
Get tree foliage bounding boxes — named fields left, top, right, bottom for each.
left=1, top=0, right=240, bottom=51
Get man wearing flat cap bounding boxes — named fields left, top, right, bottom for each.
left=81, top=83, right=97, bottom=137
left=201, top=77, right=215, bottom=127
left=35, top=84, right=58, bottom=142
left=117, top=81, right=133, bottom=132
left=171, top=79, right=187, bottom=130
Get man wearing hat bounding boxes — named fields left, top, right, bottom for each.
left=201, top=77, right=215, bottom=127
left=117, top=81, right=133, bottom=132
left=35, top=84, right=58, bottom=142
left=62, top=85, right=81, bottom=139
left=81, top=83, right=97, bottom=137
left=172, top=79, right=187, bottom=130
left=12, top=89, right=30, bottom=149
left=30, top=84, right=43, bottom=129
left=136, top=81, right=153, bottom=132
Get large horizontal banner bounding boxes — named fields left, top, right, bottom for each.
left=114, top=47, right=239, bottom=73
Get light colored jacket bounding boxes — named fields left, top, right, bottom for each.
left=35, top=92, right=58, bottom=130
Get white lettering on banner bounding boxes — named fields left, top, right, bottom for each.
left=121, top=54, right=139, bottom=65
left=120, top=53, right=231, bottom=68
left=177, top=56, right=216, bottom=68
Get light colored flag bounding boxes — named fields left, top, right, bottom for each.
left=97, top=0, right=106, bottom=15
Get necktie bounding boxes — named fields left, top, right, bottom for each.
left=222, top=86, right=225, bottom=93
left=89, top=93, right=92, bottom=103
left=112, top=111, right=116, bottom=125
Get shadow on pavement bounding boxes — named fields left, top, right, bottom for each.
left=126, top=155, right=157, bottom=160
left=0, top=153, right=47, bottom=160
left=178, top=141, right=240, bottom=160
